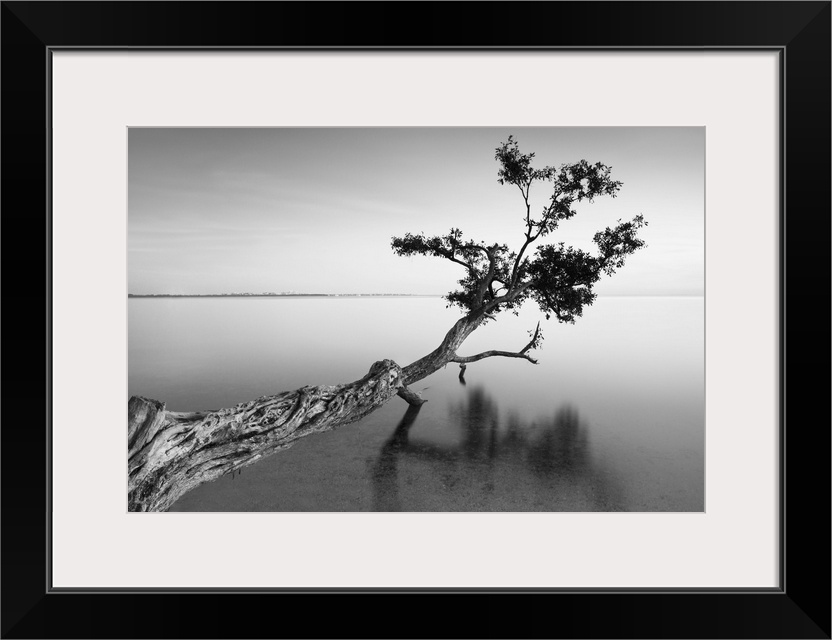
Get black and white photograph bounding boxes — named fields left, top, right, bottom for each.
left=4, top=0, right=826, bottom=633
left=128, top=127, right=704, bottom=513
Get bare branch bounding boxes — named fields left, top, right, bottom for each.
left=451, top=350, right=538, bottom=365
left=522, top=322, right=542, bottom=355
left=451, top=322, right=542, bottom=365
left=509, top=227, right=541, bottom=288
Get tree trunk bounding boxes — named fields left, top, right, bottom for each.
left=128, top=359, right=404, bottom=511
left=400, top=312, right=485, bottom=384
left=127, top=311, right=492, bottom=511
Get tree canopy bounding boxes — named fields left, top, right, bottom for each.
left=392, top=136, right=648, bottom=332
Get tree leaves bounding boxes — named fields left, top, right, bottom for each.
left=593, top=214, right=648, bottom=276
left=391, top=138, right=647, bottom=327
left=391, top=230, right=515, bottom=313
left=527, top=244, right=601, bottom=323
left=495, top=135, right=537, bottom=187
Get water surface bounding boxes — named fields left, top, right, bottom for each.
left=128, top=296, right=704, bottom=511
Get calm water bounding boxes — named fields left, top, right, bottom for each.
left=128, top=296, right=704, bottom=512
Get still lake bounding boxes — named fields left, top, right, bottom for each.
left=128, top=296, right=704, bottom=512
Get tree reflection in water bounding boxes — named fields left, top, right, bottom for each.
left=370, top=384, right=624, bottom=511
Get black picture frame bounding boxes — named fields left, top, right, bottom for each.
left=2, top=2, right=829, bottom=638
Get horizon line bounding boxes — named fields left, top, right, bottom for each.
left=128, top=292, right=705, bottom=298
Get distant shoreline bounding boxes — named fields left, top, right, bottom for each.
left=127, top=293, right=441, bottom=298
left=128, top=293, right=703, bottom=299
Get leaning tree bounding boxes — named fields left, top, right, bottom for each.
left=127, top=136, right=647, bottom=511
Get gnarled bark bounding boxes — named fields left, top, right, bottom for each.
left=128, top=360, right=404, bottom=511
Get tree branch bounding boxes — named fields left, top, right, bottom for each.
left=443, top=252, right=475, bottom=271
left=397, top=386, right=427, bottom=406
left=509, top=228, right=539, bottom=288
left=451, top=350, right=538, bottom=365
left=476, top=245, right=498, bottom=306
left=483, top=281, right=532, bottom=313
left=450, top=322, right=542, bottom=365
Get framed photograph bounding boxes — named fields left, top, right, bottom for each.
left=3, top=2, right=829, bottom=638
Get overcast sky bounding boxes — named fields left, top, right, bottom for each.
left=128, top=127, right=703, bottom=296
